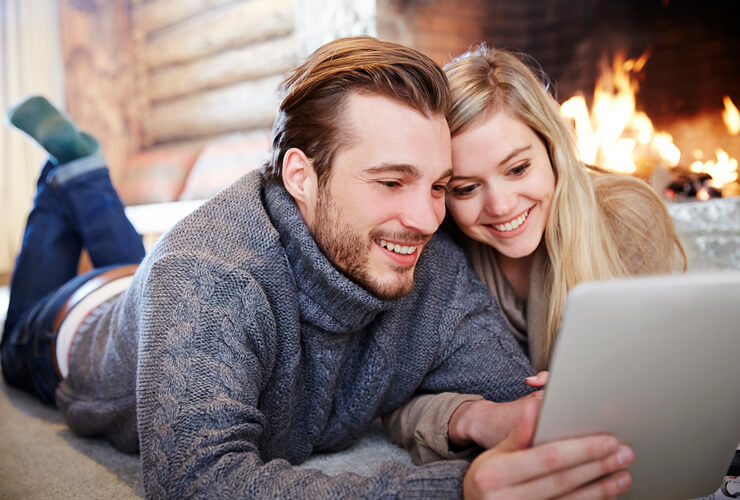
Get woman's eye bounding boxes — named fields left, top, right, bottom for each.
left=450, top=184, right=477, bottom=197
left=510, top=162, right=531, bottom=176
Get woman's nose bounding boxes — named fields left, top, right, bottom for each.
left=485, top=185, right=517, bottom=217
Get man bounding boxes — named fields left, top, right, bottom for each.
left=2, top=37, right=632, bottom=498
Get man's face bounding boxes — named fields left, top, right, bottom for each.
left=308, top=93, right=452, bottom=300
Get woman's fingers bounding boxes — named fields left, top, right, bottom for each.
left=496, top=398, right=541, bottom=453
left=525, top=371, right=550, bottom=387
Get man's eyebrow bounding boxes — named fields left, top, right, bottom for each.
left=498, top=145, right=532, bottom=166
left=363, top=164, right=421, bottom=177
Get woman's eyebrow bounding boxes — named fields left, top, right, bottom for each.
left=497, top=145, right=532, bottom=167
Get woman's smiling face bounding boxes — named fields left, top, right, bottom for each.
left=447, top=108, right=556, bottom=260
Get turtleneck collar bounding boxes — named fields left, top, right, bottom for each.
left=263, top=180, right=392, bottom=333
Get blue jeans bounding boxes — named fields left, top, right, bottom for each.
left=1, top=155, right=145, bottom=404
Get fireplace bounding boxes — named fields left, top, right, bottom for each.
left=379, top=0, right=738, bottom=186
left=377, top=0, right=740, bottom=270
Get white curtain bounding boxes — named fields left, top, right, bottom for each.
left=0, top=0, right=65, bottom=274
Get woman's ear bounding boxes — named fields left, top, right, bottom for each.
left=282, top=148, right=319, bottom=225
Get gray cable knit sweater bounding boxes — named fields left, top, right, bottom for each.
left=55, top=170, right=535, bottom=499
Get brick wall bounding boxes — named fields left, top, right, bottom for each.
left=379, top=0, right=740, bottom=123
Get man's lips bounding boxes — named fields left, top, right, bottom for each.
left=375, top=238, right=424, bottom=266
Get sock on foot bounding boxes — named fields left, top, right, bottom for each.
left=7, top=95, right=99, bottom=164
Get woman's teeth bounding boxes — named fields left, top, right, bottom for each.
left=378, top=240, right=418, bottom=255
left=492, top=209, right=530, bottom=232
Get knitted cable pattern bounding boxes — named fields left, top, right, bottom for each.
left=59, top=171, right=535, bottom=498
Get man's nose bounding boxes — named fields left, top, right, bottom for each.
left=399, top=191, right=444, bottom=235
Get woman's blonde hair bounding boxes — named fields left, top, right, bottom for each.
left=444, top=46, right=685, bottom=363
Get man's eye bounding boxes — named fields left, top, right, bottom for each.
left=378, top=180, right=401, bottom=188
left=432, top=183, right=447, bottom=192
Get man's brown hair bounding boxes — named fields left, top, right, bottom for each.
left=264, top=37, right=450, bottom=187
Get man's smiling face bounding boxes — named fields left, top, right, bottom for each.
left=307, top=93, right=452, bottom=299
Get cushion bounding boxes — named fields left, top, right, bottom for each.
left=117, top=148, right=201, bottom=205
left=178, top=132, right=270, bottom=201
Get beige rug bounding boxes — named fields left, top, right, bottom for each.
left=0, top=365, right=414, bottom=499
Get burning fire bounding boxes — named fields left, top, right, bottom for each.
left=723, top=96, right=739, bottom=135
left=560, top=51, right=739, bottom=197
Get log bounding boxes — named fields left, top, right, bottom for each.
left=141, top=128, right=272, bottom=152
left=141, top=0, right=294, bottom=69
left=143, top=74, right=282, bottom=144
left=133, top=0, right=237, bottom=36
left=148, top=35, right=296, bottom=102
left=59, top=0, right=141, bottom=181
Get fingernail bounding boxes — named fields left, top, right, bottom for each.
left=617, top=472, right=631, bottom=490
left=526, top=376, right=537, bottom=381
left=617, top=447, right=633, bottom=466
left=603, top=438, right=618, bottom=454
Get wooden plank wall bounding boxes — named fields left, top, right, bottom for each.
left=59, top=0, right=141, bottom=185
left=131, top=0, right=297, bottom=146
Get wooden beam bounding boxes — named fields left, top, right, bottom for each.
left=133, top=0, right=237, bottom=36
left=148, top=35, right=296, bottom=102
left=59, top=0, right=142, bottom=182
left=143, top=74, right=282, bottom=144
left=141, top=0, right=294, bottom=69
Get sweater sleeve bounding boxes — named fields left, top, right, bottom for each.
left=135, top=255, right=470, bottom=499
left=382, top=392, right=484, bottom=465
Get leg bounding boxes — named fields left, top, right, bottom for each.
left=4, top=97, right=144, bottom=334
left=2, top=96, right=144, bottom=403
left=8, top=95, right=98, bottom=164
left=2, top=266, right=120, bottom=404
left=2, top=160, right=144, bottom=402
left=54, top=156, right=145, bottom=268
left=3, top=160, right=83, bottom=335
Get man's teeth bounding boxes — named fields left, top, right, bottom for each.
left=378, top=240, right=418, bottom=255
left=492, top=209, right=530, bottom=232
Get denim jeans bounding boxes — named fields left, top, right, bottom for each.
left=1, top=155, right=145, bottom=404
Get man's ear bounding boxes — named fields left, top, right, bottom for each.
left=282, top=148, right=319, bottom=224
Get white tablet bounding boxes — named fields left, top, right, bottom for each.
left=533, top=272, right=740, bottom=500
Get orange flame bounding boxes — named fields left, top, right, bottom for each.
left=690, top=149, right=738, bottom=188
left=560, top=52, right=680, bottom=175
left=723, top=96, right=739, bottom=135
left=561, top=52, right=738, bottom=194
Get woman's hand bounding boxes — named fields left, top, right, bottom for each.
left=525, top=370, right=549, bottom=388
left=449, top=372, right=550, bottom=450
left=449, top=397, right=532, bottom=450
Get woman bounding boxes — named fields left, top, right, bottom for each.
left=386, top=46, right=685, bottom=464
left=445, top=46, right=685, bottom=368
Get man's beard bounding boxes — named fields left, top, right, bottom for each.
left=311, top=191, right=424, bottom=300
